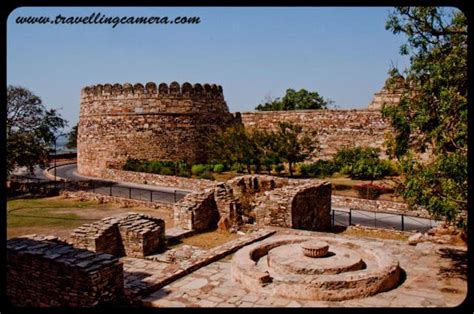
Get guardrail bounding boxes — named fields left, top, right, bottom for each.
left=85, top=182, right=188, bottom=204
left=331, top=208, right=438, bottom=233
left=8, top=175, right=189, bottom=204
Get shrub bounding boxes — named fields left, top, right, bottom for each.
left=213, top=164, right=225, bottom=173
left=123, top=159, right=142, bottom=171
left=147, top=161, right=163, bottom=174
left=299, top=160, right=336, bottom=178
left=354, top=183, right=391, bottom=200
left=299, top=163, right=311, bottom=176
left=273, top=164, right=284, bottom=174
left=231, top=163, right=244, bottom=173
left=191, top=164, right=207, bottom=175
left=159, top=167, right=174, bottom=175
left=177, top=168, right=191, bottom=178
left=333, top=146, right=379, bottom=170
left=199, top=171, right=215, bottom=180
left=333, top=146, right=397, bottom=181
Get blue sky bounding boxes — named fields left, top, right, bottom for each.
left=8, top=7, right=412, bottom=130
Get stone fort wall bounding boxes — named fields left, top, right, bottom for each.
left=78, top=82, right=395, bottom=178
left=77, top=82, right=237, bottom=177
left=240, top=109, right=392, bottom=160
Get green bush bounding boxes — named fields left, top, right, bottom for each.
left=199, top=171, right=215, bottom=180
left=333, top=146, right=379, bottom=170
left=191, top=164, right=207, bottom=175
left=159, top=167, right=174, bottom=175
left=299, top=160, right=337, bottom=178
left=333, top=146, right=397, bottom=180
left=231, top=163, right=244, bottom=173
left=273, top=164, right=284, bottom=174
left=213, top=164, right=225, bottom=173
left=123, top=159, right=142, bottom=171
left=177, top=168, right=191, bottom=178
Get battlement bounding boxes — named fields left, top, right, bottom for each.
left=81, top=81, right=224, bottom=100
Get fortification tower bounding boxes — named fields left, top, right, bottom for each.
left=77, top=81, right=237, bottom=177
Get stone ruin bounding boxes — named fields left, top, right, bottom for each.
left=6, top=235, right=124, bottom=307
left=231, top=234, right=401, bottom=301
left=172, top=175, right=332, bottom=233
left=70, top=213, right=166, bottom=258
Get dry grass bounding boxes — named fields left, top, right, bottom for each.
left=340, top=226, right=410, bottom=241
left=176, top=229, right=241, bottom=249
left=7, top=196, right=173, bottom=240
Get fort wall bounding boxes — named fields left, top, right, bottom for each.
left=240, top=109, right=392, bottom=160
left=77, top=82, right=237, bottom=177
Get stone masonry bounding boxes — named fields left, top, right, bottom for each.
left=6, top=235, right=124, bottom=307
left=70, top=213, right=166, bottom=258
left=254, top=181, right=332, bottom=231
left=173, top=175, right=332, bottom=232
left=240, top=110, right=392, bottom=160
left=173, top=189, right=220, bottom=232
left=77, top=81, right=238, bottom=177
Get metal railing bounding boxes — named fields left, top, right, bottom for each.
left=8, top=175, right=189, bottom=204
left=85, top=183, right=188, bottom=204
left=331, top=208, right=438, bottom=233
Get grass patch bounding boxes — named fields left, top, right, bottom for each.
left=7, top=196, right=171, bottom=240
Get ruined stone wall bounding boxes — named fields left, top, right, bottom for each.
left=240, top=110, right=391, bottom=160
left=78, top=82, right=237, bottom=177
left=173, top=175, right=332, bottom=232
left=7, top=235, right=123, bottom=307
left=173, top=189, right=220, bottom=231
left=60, top=190, right=175, bottom=211
left=70, top=213, right=166, bottom=258
left=254, top=181, right=332, bottom=231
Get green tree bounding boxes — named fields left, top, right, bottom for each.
left=253, top=129, right=281, bottom=174
left=66, top=124, right=78, bottom=149
left=207, top=125, right=259, bottom=174
left=333, top=146, right=395, bottom=182
left=7, top=86, right=67, bottom=175
left=273, top=122, right=318, bottom=176
left=383, top=7, right=467, bottom=228
left=255, top=88, right=332, bottom=111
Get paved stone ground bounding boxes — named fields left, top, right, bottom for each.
left=121, top=229, right=275, bottom=302
left=141, top=229, right=467, bottom=308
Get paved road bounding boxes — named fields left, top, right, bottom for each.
left=20, top=163, right=191, bottom=204
left=332, top=207, right=439, bottom=233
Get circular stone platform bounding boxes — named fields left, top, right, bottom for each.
left=231, top=235, right=402, bottom=301
left=267, top=243, right=365, bottom=276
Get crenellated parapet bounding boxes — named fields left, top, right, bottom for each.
left=80, top=81, right=228, bottom=117
left=81, top=81, right=224, bottom=99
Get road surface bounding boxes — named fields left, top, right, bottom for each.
left=332, top=207, right=439, bottom=233
left=17, top=163, right=191, bottom=204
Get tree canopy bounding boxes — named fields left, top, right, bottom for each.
left=207, top=122, right=318, bottom=176
left=255, top=88, right=332, bottom=111
left=382, top=7, right=467, bottom=228
left=7, top=86, right=67, bottom=175
left=66, top=124, right=78, bottom=149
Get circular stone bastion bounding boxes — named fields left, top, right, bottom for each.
left=77, top=81, right=238, bottom=177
